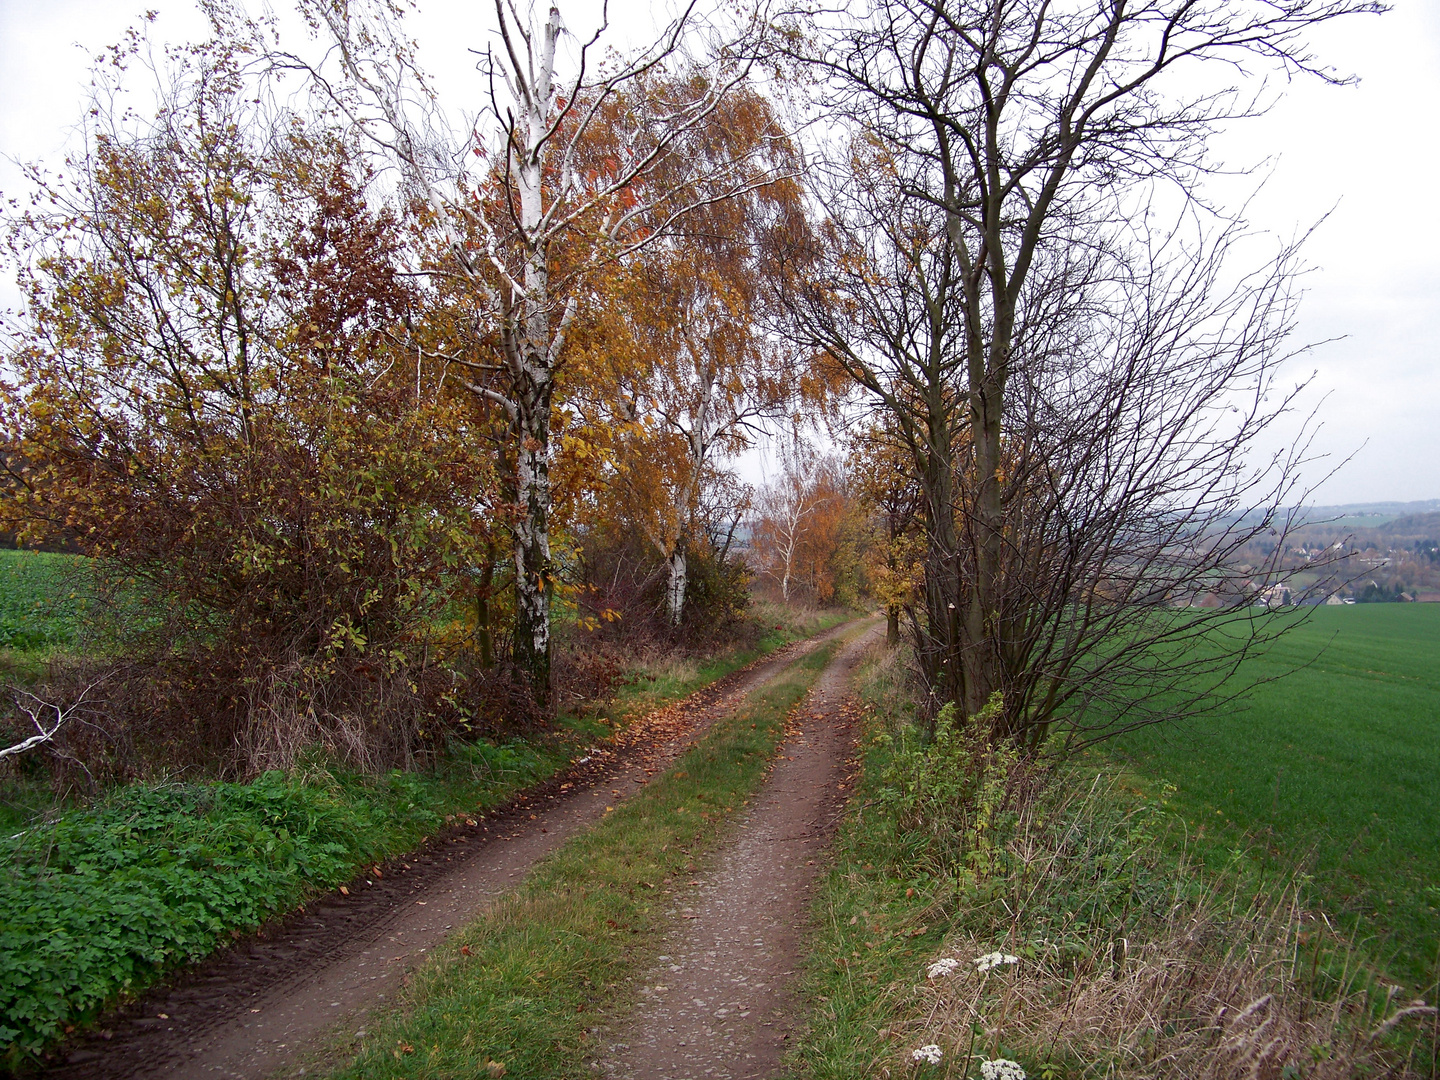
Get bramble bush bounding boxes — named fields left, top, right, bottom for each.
left=0, top=41, right=503, bottom=780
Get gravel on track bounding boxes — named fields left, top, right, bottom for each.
left=599, top=622, right=881, bottom=1080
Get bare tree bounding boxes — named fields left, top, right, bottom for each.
left=779, top=0, right=1373, bottom=743
left=285, top=0, right=782, bottom=704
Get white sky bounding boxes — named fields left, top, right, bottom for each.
left=1, top=0, right=1435, bottom=506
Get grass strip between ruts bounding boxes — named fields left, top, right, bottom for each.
left=314, top=638, right=843, bottom=1079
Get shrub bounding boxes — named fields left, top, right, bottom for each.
left=873, top=693, right=1024, bottom=870
left=0, top=42, right=498, bottom=777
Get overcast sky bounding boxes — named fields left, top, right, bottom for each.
left=1, top=0, right=1435, bottom=507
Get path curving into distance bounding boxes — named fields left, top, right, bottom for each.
left=41, top=621, right=861, bottom=1080
left=599, top=620, right=882, bottom=1080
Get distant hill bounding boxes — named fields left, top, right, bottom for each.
left=1379, top=512, right=1440, bottom=537
left=1297, top=499, right=1440, bottom=522
left=1229, top=500, right=1440, bottom=532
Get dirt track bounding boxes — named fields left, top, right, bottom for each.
left=599, top=621, right=880, bottom=1079
left=40, top=623, right=858, bottom=1080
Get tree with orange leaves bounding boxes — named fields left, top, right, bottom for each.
left=294, top=0, right=785, bottom=707
left=752, top=452, right=850, bottom=606
left=849, top=422, right=924, bottom=645
left=0, top=37, right=495, bottom=774
left=568, top=85, right=817, bottom=626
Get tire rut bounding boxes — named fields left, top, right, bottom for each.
left=38, top=621, right=859, bottom=1080
left=598, top=621, right=882, bottom=1080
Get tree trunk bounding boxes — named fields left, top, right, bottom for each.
left=886, top=605, right=900, bottom=647
left=918, top=412, right=964, bottom=713
left=510, top=347, right=554, bottom=707
left=961, top=282, right=1014, bottom=733
left=666, top=546, right=687, bottom=627
left=507, top=85, right=558, bottom=709
left=475, top=538, right=497, bottom=669
left=962, top=387, right=1004, bottom=724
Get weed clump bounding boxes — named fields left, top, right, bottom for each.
left=0, top=742, right=554, bottom=1067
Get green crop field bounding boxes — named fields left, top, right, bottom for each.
left=1104, top=604, right=1440, bottom=990
left=0, top=550, right=89, bottom=651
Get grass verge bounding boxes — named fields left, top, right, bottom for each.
left=0, top=741, right=559, bottom=1066
left=787, top=644, right=1436, bottom=1080
left=310, top=639, right=842, bottom=1079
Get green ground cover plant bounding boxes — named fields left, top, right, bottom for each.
left=0, top=742, right=558, bottom=1065
left=305, top=637, right=848, bottom=1080
left=788, top=644, right=1432, bottom=1079
left=1104, top=604, right=1440, bottom=991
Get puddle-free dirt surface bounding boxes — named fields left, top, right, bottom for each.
left=599, top=622, right=880, bottom=1080
left=40, top=623, right=858, bottom=1080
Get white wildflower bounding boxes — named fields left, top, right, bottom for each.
left=926, top=957, right=961, bottom=979
left=911, top=1044, right=943, bottom=1065
left=973, top=951, right=1019, bottom=973
left=980, top=1059, right=1026, bottom=1080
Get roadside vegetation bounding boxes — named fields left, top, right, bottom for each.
left=0, top=746, right=556, bottom=1064
left=0, top=546, right=844, bottom=1067
left=789, top=642, right=1437, bottom=1080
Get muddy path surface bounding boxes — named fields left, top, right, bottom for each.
left=40, top=622, right=860, bottom=1080
left=599, top=621, right=881, bottom=1080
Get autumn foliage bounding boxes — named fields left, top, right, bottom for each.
left=0, top=27, right=857, bottom=784
left=751, top=455, right=857, bottom=607
left=0, top=43, right=497, bottom=778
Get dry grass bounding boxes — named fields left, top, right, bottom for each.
left=881, top=772, right=1436, bottom=1079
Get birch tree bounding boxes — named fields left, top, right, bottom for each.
left=753, top=453, right=843, bottom=604
left=291, top=0, right=780, bottom=704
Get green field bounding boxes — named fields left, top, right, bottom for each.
left=0, top=549, right=88, bottom=650
left=1104, top=604, right=1440, bottom=989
